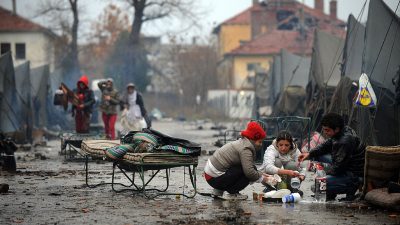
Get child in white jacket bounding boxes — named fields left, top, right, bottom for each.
left=259, top=130, right=306, bottom=193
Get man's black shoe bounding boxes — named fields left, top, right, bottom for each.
left=326, top=193, right=337, bottom=201
left=339, top=193, right=360, bottom=202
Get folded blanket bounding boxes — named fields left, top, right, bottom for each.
left=105, top=145, right=134, bottom=160
left=122, top=129, right=201, bottom=156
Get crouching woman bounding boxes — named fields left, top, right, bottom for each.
left=204, top=121, right=271, bottom=200
left=259, top=131, right=305, bottom=193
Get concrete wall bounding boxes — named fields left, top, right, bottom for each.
left=0, top=31, right=55, bottom=71
left=207, top=89, right=255, bottom=119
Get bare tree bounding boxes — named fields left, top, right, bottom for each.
left=81, top=4, right=130, bottom=76
left=35, top=0, right=81, bottom=86
left=118, top=0, right=200, bottom=91
left=167, top=36, right=218, bottom=106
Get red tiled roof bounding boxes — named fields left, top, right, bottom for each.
left=227, top=30, right=314, bottom=56
left=222, top=5, right=255, bottom=25
left=219, top=1, right=345, bottom=29
left=0, top=6, right=53, bottom=34
left=220, top=1, right=347, bottom=56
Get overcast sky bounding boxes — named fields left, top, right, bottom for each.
left=1, top=0, right=399, bottom=43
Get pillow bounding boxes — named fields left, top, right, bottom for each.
left=365, top=188, right=400, bottom=211
left=105, top=145, right=133, bottom=160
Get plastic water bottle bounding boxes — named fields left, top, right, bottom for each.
left=314, top=163, right=327, bottom=202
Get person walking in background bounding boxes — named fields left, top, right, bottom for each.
left=98, top=78, right=119, bottom=139
left=119, top=83, right=150, bottom=135
left=72, top=75, right=95, bottom=133
left=204, top=121, right=272, bottom=200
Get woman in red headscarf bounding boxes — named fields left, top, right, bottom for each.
left=72, top=75, right=95, bottom=133
left=203, top=121, right=271, bottom=200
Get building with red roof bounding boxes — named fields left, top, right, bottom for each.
left=0, top=6, right=58, bottom=70
left=213, top=0, right=345, bottom=90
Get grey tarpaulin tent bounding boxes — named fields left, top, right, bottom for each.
left=270, top=54, right=281, bottom=105
left=271, top=49, right=311, bottom=116
left=306, top=29, right=344, bottom=130
left=30, top=65, right=50, bottom=129
left=354, top=0, right=400, bottom=145
left=14, top=61, right=33, bottom=142
left=329, top=14, right=365, bottom=117
left=0, top=52, right=23, bottom=133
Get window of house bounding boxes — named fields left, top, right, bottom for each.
left=1, top=43, right=11, bottom=55
left=15, top=43, right=26, bottom=59
left=247, top=63, right=260, bottom=71
left=232, top=94, right=239, bottom=107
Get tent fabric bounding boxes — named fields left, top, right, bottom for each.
left=270, top=49, right=310, bottom=106
left=0, top=52, right=23, bottom=133
left=30, top=65, right=50, bottom=128
left=281, top=49, right=311, bottom=90
left=271, top=54, right=282, bottom=104
left=328, top=15, right=365, bottom=118
left=353, top=0, right=400, bottom=146
left=342, top=14, right=365, bottom=81
left=306, top=29, right=344, bottom=129
left=14, top=61, right=33, bottom=142
left=362, top=0, right=400, bottom=94
left=272, top=85, right=306, bottom=116
left=351, top=82, right=399, bottom=146
left=307, top=29, right=344, bottom=110
left=309, top=29, right=344, bottom=90
left=328, top=76, right=356, bottom=117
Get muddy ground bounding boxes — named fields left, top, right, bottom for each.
left=1, top=120, right=399, bottom=225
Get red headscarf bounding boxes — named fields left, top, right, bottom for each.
left=241, top=121, right=266, bottom=141
left=77, top=75, right=89, bottom=89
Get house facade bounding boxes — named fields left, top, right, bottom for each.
left=0, top=7, right=57, bottom=71
left=213, top=0, right=346, bottom=90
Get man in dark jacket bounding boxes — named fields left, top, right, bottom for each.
left=298, top=113, right=365, bottom=201
left=72, top=75, right=95, bottom=133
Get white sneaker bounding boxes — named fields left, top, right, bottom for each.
left=224, top=193, right=248, bottom=200
left=212, top=188, right=224, bottom=198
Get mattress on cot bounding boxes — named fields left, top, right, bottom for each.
left=60, top=132, right=103, bottom=149
left=81, top=139, right=198, bottom=165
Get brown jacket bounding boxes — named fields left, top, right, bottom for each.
left=98, top=81, right=119, bottom=115
left=209, top=137, right=262, bottom=182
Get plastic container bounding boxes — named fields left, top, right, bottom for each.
left=314, top=163, right=327, bottom=202
left=282, top=193, right=301, bottom=203
left=290, top=177, right=301, bottom=189
left=264, top=190, right=277, bottom=198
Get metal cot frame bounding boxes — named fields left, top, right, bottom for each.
left=83, top=150, right=198, bottom=199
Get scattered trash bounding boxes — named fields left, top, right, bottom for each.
left=0, top=183, right=9, bottom=193
left=81, top=208, right=90, bottom=213
left=49, top=192, right=62, bottom=196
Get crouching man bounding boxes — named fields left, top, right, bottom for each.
left=298, top=113, right=366, bottom=201
left=204, top=121, right=272, bottom=200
